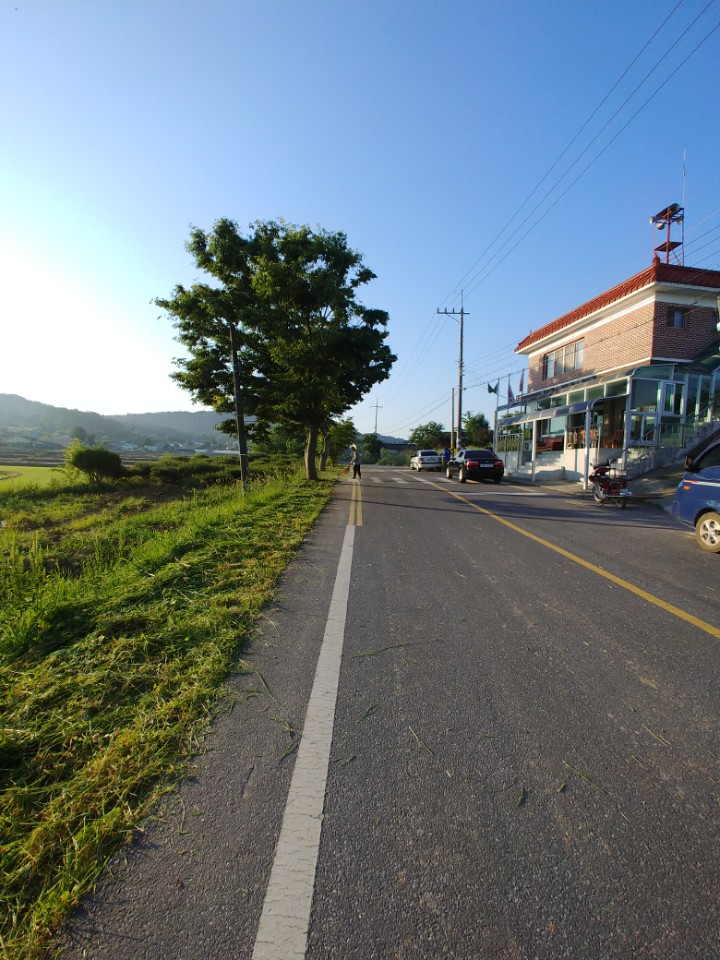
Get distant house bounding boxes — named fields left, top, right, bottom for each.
left=498, top=258, right=720, bottom=483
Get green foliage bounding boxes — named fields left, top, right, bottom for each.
left=252, top=423, right=305, bottom=458
left=378, top=450, right=410, bottom=466
left=408, top=421, right=445, bottom=449
left=327, top=418, right=358, bottom=464
left=463, top=411, right=494, bottom=447
left=64, top=441, right=125, bottom=483
left=360, top=432, right=382, bottom=464
left=156, top=218, right=396, bottom=480
left=124, top=454, right=300, bottom=487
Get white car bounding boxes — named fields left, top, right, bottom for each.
left=410, top=449, right=442, bottom=471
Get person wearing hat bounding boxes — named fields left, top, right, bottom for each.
left=350, top=444, right=362, bottom=479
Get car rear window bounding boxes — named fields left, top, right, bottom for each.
left=465, top=450, right=495, bottom=459
left=419, top=450, right=438, bottom=456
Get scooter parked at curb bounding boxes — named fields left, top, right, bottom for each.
left=589, top=458, right=633, bottom=508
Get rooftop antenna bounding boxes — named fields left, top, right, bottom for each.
left=650, top=202, right=684, bottom=265
left=681, top=147, right=686, bottom=257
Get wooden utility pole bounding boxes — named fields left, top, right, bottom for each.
left=437, top=291, right=467, bottom=447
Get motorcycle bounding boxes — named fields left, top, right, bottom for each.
left=589, top=458, right=633, bottom=508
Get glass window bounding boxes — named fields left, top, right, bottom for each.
left=604, top=380, right=627, bottom=397
left=575, top=339, right=585, bottom=368
left=663, top=383, right=683, bottom=416
left=542, top=338, right=584, bottom=380
left=698, top=444, right=720, bottom=470
left=667, top=307, right=686, bottom=328
left=631, top=379, right=659, bottom=411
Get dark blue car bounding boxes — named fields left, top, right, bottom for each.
left=672, top=439, right=720, bottom=553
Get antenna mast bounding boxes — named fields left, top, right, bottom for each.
left=650, top=203, right=684, bottom=266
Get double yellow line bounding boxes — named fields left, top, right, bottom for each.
left=348, top=479, right=363, bottom=526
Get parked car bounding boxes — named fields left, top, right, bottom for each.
left=672, top=439, right=720, bottom=553
left=446, top=449, right=504, bottom=483
left=410, top=449, right=442, bottom=471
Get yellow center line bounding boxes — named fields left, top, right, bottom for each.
left=348, top=480, right=362, bottom=526
left=429, top=481, right=720, bottom=639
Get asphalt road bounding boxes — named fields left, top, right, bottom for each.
left=55, top=467, right=720, bottom=960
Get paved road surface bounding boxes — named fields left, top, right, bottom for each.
left=55, top=468, right=720, bottom=959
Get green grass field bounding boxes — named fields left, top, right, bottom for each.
left=0, top=468, right=335, bottom=960
left=0, top=464, right=65, bottom=489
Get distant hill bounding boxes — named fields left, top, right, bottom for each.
left=113, top=410, right=228, bottom=438
left=0, top=395, right=226, bottom=446
left=0, top=395, right=405, bottom=448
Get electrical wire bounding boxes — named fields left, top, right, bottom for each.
left=462, top=16, right=720, bottom=300
left=437, top=0, right=692, bottom=311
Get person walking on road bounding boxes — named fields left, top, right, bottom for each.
left=350, top=444, right=362, bottom=479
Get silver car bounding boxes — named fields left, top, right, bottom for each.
left=410, top=449, right=442, bottom=471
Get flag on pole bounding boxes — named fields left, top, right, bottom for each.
left=508, top=383, right=515, bottom=403
left=518, top=370, right=524, bottom=395
left=488, top=381, right=499, bottom=394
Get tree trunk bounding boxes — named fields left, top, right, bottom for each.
left=319, top=426, right=330, bottom=471
left=305, top=424, right=319, bottom=480
left=229, top=323, right=250, bottom=492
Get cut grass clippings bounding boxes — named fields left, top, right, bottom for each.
left=0, top=471, right=334, bottom=960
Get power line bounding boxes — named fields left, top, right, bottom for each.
left=462, top=15, right=720, bottom=300
left=438, top=0, right=693, bottom=310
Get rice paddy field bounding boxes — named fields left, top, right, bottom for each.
left=0, top=466, right=334, bottom=960
left=0, top=465, right=65, bottom=490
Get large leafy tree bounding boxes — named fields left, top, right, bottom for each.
left=156, top=219, right=258, bottom=488
left=408, top=421, right=445, bottom=449
left=463, top=411, right=493, bottom=447
left=326, top=418, right=358, bottom=466
left=157, top=219, right=395, bottom=481
left=360, top=432, right=382, bottom=464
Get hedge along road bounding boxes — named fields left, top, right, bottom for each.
left=55, top=467, right=720, bottom=960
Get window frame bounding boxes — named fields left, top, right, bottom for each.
left=542, top=338, right=585, bottom=381
left=666, top=307, right=686, bottom=329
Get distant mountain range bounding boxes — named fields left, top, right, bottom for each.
left=0, top=394, right=227, bottom=447
left=0, top=395, right=409, bottom=449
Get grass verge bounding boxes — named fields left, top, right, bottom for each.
left=0, top=470, right=334, bottom=960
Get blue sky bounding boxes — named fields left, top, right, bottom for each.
left=2, top=0, right=719, bottom=438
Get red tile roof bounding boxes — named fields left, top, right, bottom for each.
left=516, top=262, right=720, bottom=352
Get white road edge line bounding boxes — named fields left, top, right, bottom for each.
left=251, top=524, right=355, bottom=960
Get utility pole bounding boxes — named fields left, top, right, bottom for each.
left=450, top=388, right=455, bottom=451
left=371, top=399, right=383, bottom=435
left=437, top=290, right=467, bottom=447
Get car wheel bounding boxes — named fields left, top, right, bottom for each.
left=459, top=467, right=467, bottom=483
left=695, top=511, right=720, bottom=553
left=446, top=466, right=453, bottom=479
left=592, top=482, right=605, bottom=503
left=493, top=476, right=502, bottom=484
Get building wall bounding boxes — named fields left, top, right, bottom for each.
left=527, top=302, right=655, bottom=392
left=651, top=302, right=717, bottom=359
left=527, top=299, right=718, bottom=393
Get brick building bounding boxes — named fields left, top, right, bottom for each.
left=497, top=260, right=720, bottom=483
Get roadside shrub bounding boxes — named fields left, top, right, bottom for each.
left=379, top=451, right=410, bottom=466
left=65, top=443, right=125, bottom=484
